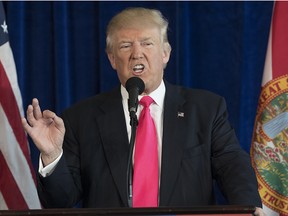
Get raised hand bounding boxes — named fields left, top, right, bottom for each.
left=22, top=98, right=65, bottom=166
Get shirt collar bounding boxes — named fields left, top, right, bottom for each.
left=121, top=79, right=166, bottom=109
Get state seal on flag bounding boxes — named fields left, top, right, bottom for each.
left=251, top=75, right=288, bottom=214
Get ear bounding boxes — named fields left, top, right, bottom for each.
left=162, top=43, right=171, bottom=64
left=107, top=52, right=117, bottom=70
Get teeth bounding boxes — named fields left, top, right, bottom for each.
left=133, top=64, right=145, bottom=73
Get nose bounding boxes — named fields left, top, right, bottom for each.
left=131, top=43, right=144, bottom=59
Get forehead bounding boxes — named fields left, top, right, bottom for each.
left=114, top=27, right=161, bottom=42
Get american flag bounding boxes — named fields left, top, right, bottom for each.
left=0, top=3, right=41, bottom=209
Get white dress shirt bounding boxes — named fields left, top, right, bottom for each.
left=121, top=80, right=165, bottom=176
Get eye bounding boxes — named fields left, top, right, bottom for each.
left=142, top=41, right=153, bottom=47
left=119, top=43, right=131, bottom=49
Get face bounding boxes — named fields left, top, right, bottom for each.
left=107, top=27, right=171, bottom=94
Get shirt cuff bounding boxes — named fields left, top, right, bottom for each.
left=38, top=150, right=63, bottom=177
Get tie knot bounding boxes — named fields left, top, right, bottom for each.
left=140, top=96, right=154, bottom=107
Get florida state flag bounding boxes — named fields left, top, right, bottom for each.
left=251, top=1, right=288, bottom=216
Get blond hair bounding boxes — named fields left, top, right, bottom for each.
left=106, top=7, right=171, bottom=53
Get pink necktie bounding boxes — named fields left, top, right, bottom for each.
left=133, top=96, right=159, bottom=207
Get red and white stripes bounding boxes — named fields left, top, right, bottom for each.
left=0, top=41, right=41, bottom=209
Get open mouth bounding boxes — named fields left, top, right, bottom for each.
left=133, top=64, right=145, bottom=74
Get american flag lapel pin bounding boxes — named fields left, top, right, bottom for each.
left=177, top=112, right=184, bottom=118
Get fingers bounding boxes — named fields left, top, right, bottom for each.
left=24, top=98, right=64, bottom=132
left=52, top=113, right=64, bottom=127
left=24, top=98, right=41, bottom=126
left=43, top=110, right=64, bottom=130
left=26, top=104, right=36, bottom=126
left=21, top=117, right=32, bottom=134
left=25, top=98, right=58, bottom=126
left=42, top=109, right=56, bottom=119
left=32, top=98, right=42, bottom=120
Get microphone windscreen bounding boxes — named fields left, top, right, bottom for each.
left=125, top=77, right=145, bottom=94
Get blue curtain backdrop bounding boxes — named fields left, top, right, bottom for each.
left=4, top=1, right=273, bottom=181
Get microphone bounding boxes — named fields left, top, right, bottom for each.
left=125, top=77, right=145, bottom=120
left=125, top=77, right=145, bottom=207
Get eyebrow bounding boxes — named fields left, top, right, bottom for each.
left=140, top=37, right=154, bottom=42
left=118, top=37, right=155, bottom=44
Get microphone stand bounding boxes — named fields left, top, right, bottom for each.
left=127, top=110, right=138, bottom=208
left=125, top=77, right=144, bottom=208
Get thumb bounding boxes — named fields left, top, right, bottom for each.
left=43, top=110, right=65, bottom=132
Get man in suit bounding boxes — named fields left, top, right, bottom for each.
left=22, top=7, right=265, bottom=215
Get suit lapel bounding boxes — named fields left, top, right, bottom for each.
left=160, top=82, right=186, bottom=206
left=97, top=87, right=129, bottom=206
